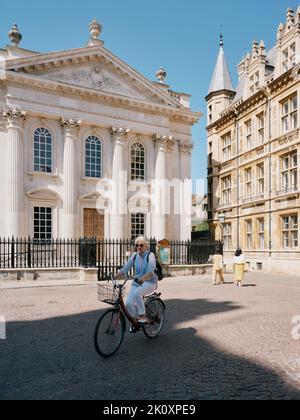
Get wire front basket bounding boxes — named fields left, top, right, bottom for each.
left=97, top=282, right=124, bottom=306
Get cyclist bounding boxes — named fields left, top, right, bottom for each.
left=116, top=236, right=158, bottom=325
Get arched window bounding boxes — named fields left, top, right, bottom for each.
left=85, top=136, right=102, bottom=179
left=34, top=128, right=52, bottom=173
left=131, top=143, right=145, bottom=181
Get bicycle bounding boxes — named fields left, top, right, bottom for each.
left=94, top=273, right=166, bottom=358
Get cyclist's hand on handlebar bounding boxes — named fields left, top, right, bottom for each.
left=134, top=277, right=143, bottom=286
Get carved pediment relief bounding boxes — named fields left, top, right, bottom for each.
left=33, top=60, right=163, bottom=104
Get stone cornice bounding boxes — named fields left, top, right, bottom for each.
left=2, top=71, right=200, bottom=124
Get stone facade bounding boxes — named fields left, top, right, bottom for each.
left=0, top=21, right=200, bottom=241
left=207, top=8, right=300, bottom=275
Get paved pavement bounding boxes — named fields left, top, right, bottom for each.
left=0, top=272, right=300, bottom=400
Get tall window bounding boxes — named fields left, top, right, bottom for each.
left=282, top=43, right=296, bottom=72
left=131, top=213, right=145, bottom=239
left=245, top=168, right=252, bottom=198
left=222, top=133, right=231, bottom=161
left=85, top=136, right=102, bottom=178
left=257, top=163, right=265, bottom=195
left=34, top=207, right=52, bottom=241
left=223, top=223, right=232, bottom=249
left=221, top=176, right=231, bottom=205
left=245, top=120, right=253, bottom=150
left=131, top=143, right=145, bottom=181
left=34, top=128, right=52, bottom=173
left=246, top=220, right=253, bottom=249
left=282, top=215, right=298, bottom=249
left=281, top=152, right=298, bottom=191
left=257, top=218, right=265, bottom=250
left=257, top=114, right=265, bottom=144
left=282, top=95, right=298, bottom=133
left=249, top=72, right=259, bottom=95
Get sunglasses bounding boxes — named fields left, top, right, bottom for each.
left=136, top=244, right=145, bottom=248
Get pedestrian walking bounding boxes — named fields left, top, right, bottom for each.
left=233, top=249, right=246, bottom=287
left=211, top=245, right=225, bottom=286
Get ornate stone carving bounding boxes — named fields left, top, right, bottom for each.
left=277, top=129, right=299, bottom=147
left=60, top=117, right=81, bottom=136
left=8, top=23, right=22, bottom=46
left=179, top=142, right=194, bottom=155
left=60, top=117, right=82, bottom=128
left=112, top=127, right=130, bottom=144
left=3, top=107, right=27, bottom=121
left=154, top=134, right=174, bottom=151
left=44, top=64, right=141, bottom=99
left=88, top=19, right=103, bottom=46
left=156, top=68, right=167, bottom=84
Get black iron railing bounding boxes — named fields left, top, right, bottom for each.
left=0, top=237, right=222, bottom=280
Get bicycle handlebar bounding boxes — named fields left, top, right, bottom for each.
left=108, top=273, right=140, bottom=289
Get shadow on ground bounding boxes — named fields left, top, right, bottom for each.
left=0, top=297, right=299, bottom=400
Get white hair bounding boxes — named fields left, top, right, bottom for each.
left=135, top=236, right=150, bottom=249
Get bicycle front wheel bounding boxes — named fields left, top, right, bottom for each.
left=94, top=309, right=126, bottom=358
left=143, top=298, right=166, bottom=339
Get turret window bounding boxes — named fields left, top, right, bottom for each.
left=282, top=43, right=296, bottom=72
left=249, top=72, right=259, bottom=95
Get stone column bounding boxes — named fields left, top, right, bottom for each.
left=61, top=117, right=81, bottom=239
left=179, top=142, right=193, bottom=241
left=152, top=135, right=173, bottom=240
left=3, top=107, right=27, bottom=238
left=110, top=127, right=130, bottom=240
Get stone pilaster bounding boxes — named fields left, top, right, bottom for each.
left=61, top=117, right=81, bottom=239
left=152, top=134, right=174, bottom=240
left=179, top=142, right=193, bottom=241
left=3, top=107, right=27, bottom=238
left=110, top=127, right=130, bottom=239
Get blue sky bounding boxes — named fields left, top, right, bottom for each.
left=0, top=0, right=298, bottom=191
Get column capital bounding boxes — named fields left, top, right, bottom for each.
left=112, top=127, right=130, bottom=144
left=3, top=107, right=27, bottom=128
left=179, top=142, right=194, bottom=155
left=153, top=134, right=174, bottom=150
left=61, top=117, right=82, bottom=135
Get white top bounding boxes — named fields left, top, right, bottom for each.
left=234, top=255, right=245, bottom=264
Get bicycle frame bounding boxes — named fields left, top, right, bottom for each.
left=109, top=274, right=144, bottom=330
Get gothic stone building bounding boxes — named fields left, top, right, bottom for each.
left=207, top=7, right=300, bottom=275
left=0, top=21, right=200, bottom=242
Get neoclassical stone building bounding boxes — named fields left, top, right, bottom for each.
left=0, top=21, right=200, bottom=241
left=207, top=7, right=300, bottom=275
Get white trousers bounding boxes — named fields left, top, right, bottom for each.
left=126, top=282, right=157, bottom=318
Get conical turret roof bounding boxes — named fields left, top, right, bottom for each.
left=208, top=35, right=235, bottom=95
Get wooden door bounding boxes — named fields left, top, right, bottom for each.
left=84, top=209, right=104, bottom=240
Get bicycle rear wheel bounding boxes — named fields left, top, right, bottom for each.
left=94, top=309, right=126, bottom=358
left=143, top=298, right=166, bottom=339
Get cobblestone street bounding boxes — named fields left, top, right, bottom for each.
left=0, top=272, right=300, bottom=400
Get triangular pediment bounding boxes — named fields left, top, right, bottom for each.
left=38, top=60, right=155, bottom=102
left=6, top=46, right=181, bottom=108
